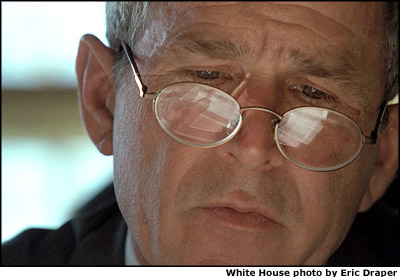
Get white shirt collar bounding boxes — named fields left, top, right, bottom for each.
left=124, top=228, right=140, bottom=266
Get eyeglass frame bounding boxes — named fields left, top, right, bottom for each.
left=121, top=42, right=393, bottom=171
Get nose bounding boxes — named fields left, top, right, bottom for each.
left=215, top=73, right=287, bottom=170
left=216, top=108, right=286, bottom=170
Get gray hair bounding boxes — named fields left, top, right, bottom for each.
left=106, top=2, right=151, bottom=50
left=105, top=2, right=398, bottom=106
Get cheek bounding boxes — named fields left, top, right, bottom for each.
left=300, top=143, right=377, bottom=221
left=113, top=94, right=203, bottom=263
left=293, top=151, right=376, bottom=261
left=113, top=95, right=163, bottom=256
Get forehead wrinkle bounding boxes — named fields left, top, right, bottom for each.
left=183, top=36, right=251, bottom=60
left=161, top=33, right=252, bottom=62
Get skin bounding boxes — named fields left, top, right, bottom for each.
left=76, top=2, right=398, bottom=265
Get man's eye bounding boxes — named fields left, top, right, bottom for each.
left=195, top=70, right=224, bottom=80
left=178, top=69, right=233, bottom=86
left=292, top=85, right=326, bottom=99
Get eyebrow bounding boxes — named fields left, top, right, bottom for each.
left=284, top=47, right=360, bottom=84
left=166, top=36, right=358, bottom=80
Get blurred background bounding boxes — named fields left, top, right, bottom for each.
left=2, top=2, right=113, bottom=242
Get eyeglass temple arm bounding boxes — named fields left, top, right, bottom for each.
left=121, top=42, right=156, bottom=99
left=364, top=94, right=398, bottom=144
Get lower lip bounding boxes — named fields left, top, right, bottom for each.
left=201, top=207, right=275, bottom=230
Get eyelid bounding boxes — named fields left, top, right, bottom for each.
left=181, top=69, right=231, bottom=80
left=286, top=75, right=339, bottom=97
left=177, top=63, right=245, bottom=79
left=289, top=83, right=337, bottom=106
left=291, top=85, right=325, bottom=97
left=290, top=84, right=326, bottom=94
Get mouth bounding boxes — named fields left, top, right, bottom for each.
left=200, top=204, right=277, bottom=230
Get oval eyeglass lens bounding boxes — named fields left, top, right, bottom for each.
left=154, top=83, right=241, bottom=146
left=276, top=108, right=363, bottom=170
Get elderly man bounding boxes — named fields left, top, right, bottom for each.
left=2, top=2, right=398, bottom=265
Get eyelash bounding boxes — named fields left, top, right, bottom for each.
left=181, top=70, right=232, bottom=84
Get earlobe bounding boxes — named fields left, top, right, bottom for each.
left=359, top=104, right=399, bottom=212
left=76, top=34, right=117, bottom=155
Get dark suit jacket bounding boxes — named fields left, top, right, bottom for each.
left=2, top=183, right=399, bottom=265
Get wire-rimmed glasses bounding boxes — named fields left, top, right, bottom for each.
left=121, top=42, right=392, bottom=172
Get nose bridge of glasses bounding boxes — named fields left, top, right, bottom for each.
left=240, top=107, right=283, bottom=121
left=237, top=107, right=283, bottom=143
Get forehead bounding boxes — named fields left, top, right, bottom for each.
left=157, top=2, right=385, bottom=44
left=285, top=2, right=385, bottom=39
left=148, top=2, right=385, bottom=67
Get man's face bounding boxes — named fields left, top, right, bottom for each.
left=113, top=2, right=386, bottom=265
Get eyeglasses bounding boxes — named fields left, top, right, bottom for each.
left=121, top=42, right=391, bottom=172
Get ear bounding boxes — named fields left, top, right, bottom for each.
left=359, top=104, right=399, bottom=212
left=76, top=34, right=117, bottom=155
